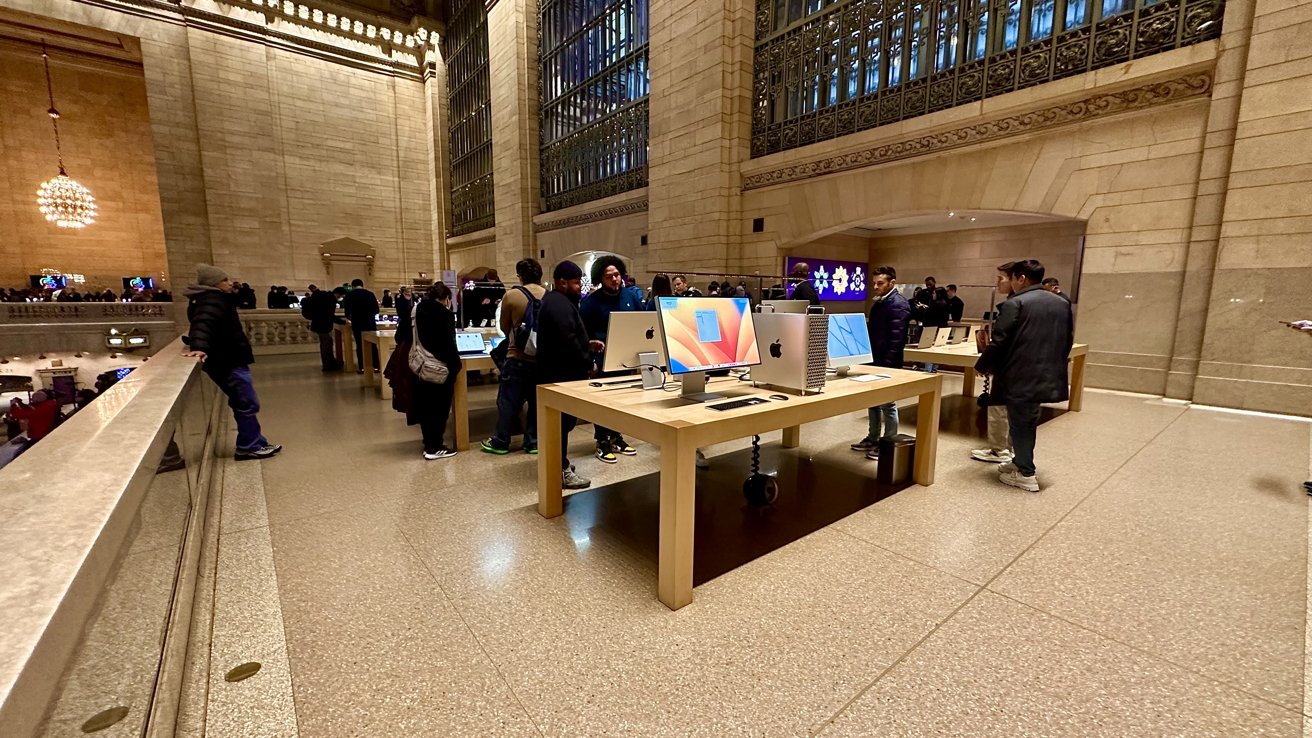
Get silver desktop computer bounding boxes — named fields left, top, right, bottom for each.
left=751, top=312, right=829, bottom=394
left=827, top=312, right=874, bottom=373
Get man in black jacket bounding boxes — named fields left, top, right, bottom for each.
left=789, top=262, right=821, bottom=306
left=301, top=284, right=342, bottom=371
left=183, top=264, right=281, bottom=461
left=342, top=278, right=380, bottom=374
left=946, top=285, right=965, bottom=322
left=536, top=261, right=603, bottom=490
left=975, top=259, right=1074, bottom=492
left=851, top=265, right=911, bottom=460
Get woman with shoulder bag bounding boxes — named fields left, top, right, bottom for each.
left=411, top=282, right=463, bottom=460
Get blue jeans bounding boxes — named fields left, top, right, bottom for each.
left=214, top=366, right=268, bottom=453
left=1006, top=402, right=1042, bottom=477
left=868, top=402, right=898, bottom=440
left=492, top=358, right=538, bottom=448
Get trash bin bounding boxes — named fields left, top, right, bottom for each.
left=877, top=434, right=916, bottom=485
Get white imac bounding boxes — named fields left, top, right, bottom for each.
left=827, top=312, right=873, bottom=371
left=603, top=312, right=667, bottom=372
left=655, top=296, right=762, bottom=402
left=758, top=299, right=809, bottom=314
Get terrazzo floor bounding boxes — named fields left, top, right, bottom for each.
left=202, top=354, right=1312, bottom=737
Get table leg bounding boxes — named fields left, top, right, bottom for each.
left=342, top=330, right=357, bottom=373
left=657, top=433, right=696, bottom=610
left=913, top=380, right=941, bottom=486
left=1068, top=353, right=1086, bottom=412
left=333, top=329, right=344, bottom=364
left=453, top=367, right=469, bottom=450
left=781, top=425, right=801, bottom=448
left=378, top=341, right=393, bottom=400
left=962, top=367, right=977, bottom=398
left=537, top=402, right=563, bottom=518
left=362, top=341, right=376, bottom=387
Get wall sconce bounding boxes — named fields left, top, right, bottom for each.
left=105, top=327, right=150, bottom=350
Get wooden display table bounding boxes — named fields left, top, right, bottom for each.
left=361, top=331, right=398, bottom=398
left=536, top=367, right=942, bottom=610
left=903, top=342, right=1089, bottom=411
left=331, top=323, right=356, bottom=373
left=453, top=353, right=497, bottom=451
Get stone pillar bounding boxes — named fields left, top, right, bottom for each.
left=486, top=0, right=540, bottom=276
left=646, top=0, right=755, bottom=276
left=423, top=48, right=453, bottom=272
left=1194, top=0, right=1312, bottom=413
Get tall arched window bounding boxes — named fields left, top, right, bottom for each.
left=444, top=0, right=494, bottom=235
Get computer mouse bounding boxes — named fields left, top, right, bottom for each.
left=769, top=394, right=789, bottom=401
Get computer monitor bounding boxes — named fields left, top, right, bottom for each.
left=455, top=331, right=487, bottom=354
left=655, top=296, right=761, bottom=401
left=759, top=299, right=808, bottom=314
left=827, top=313, right=873, bottom=370
left=602, top=312, right=667, bottom=373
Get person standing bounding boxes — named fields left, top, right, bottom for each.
left=976, top=259, right=1074, bottom=492
left=394, top=286, right=414, bottom=344
left=1041, top=277, right=1070, bottom=301
left=579, top=255, right=645, bottom=463
left=266, top=285, right=278, bottom=309
left=946, top=284, right=965, bottom=322
left=183, top=264, right=281, bottom=461
left=971, top=262, right=1017, bottom=465
left=789, top=262, right=821, bottom=305
left=672, top=275, right=701, bottom=297
left=850, top=266, right=911, bottom=459
left=301, top=284, right=342, bottom=371
left=646, top=274, right=673, bottom=310
left=536, top=261, right=601, bottom=490
left=342, top=278, right=380, bottom=374
left=412, top=282, right=462, bottom=460
left=381, top=288, right=394, bottom=308
left=482, top=259, right=547, bottom=455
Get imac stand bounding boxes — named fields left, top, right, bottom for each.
left=679, top=372, right=725, bottom=403
left=638, top=351, right=664, bottom=390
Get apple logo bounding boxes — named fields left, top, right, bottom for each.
left=645, top=327, right=655, bottom=340
left=769, top=340, right=782, bottom=358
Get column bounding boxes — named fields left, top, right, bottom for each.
left=487, top=0, right=540, bottom=276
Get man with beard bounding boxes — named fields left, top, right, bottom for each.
left=536, top=261, right=603, bottom=490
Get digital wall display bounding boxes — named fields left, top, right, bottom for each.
left=122, top=276, right=156, bottom=290
left=30, top=274, right=67, bottom=290
left=784, top=257, right=869, bottom=301
left=656, top=296, right=761, bottom=374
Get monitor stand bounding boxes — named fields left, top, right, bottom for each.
left=679, top=372, right=725, bottom=403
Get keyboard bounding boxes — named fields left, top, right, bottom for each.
left=708, top=397, right=770, bottom=411
left=851, top=373, right=892, bottom=383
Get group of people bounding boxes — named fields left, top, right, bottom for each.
left=0, top=367, right=136, bottom=470
left=2, top=286, right=173, bottom=303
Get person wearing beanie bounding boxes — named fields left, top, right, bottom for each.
left=183, top=264, right=281, bottom=461
left=535, top=260, right=602, bottom=490
left=578, top=254, right=644, bottom=463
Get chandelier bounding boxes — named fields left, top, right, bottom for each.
left=35, top=41, right=96, bottom=229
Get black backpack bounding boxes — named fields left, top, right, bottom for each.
left=511, top=286, right=541, bottom=357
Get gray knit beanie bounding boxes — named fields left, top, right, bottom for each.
left=196, top=264, right=228, bottom=287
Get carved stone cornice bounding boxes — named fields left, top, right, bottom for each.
left=742, top=72, right=1214, bottom=191
left=537, top=199, right=649, bottom=232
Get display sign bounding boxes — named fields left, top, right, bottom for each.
left=784, top=257, right=869, bottom=301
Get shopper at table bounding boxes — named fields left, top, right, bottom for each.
left=976, top=259, right=1074, bottom=493
left=412, top=282, right=462, bottom=460
left=850, top=266, right=910, bottom=461
left=301, top=284, right=342, bottom=372
left=946, top=284, right=965, bottom=322
left=972, top=262, right=1016, bottom=466
left=483, top=259, right=546, bottom=455
left=342, top=278, right=380, bottom=374
left=580, top=255, right=645, bottom=464
left=645, top=274, right=673, bottom=311
left=536, top=260, right=602, bottom=490
left=672, top=275, right=701, bottom=297
left=183, top=264, right=281, bottom=461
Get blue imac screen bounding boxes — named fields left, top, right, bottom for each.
left=828, top=313, right=871, bottom=359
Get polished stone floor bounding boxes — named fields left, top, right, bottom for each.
left=202, top=354, right=1312, bottom=737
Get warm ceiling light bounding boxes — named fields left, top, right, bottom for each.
left=35, top=41, right=96, bottom=229
left=948, top=211, right=955, bottom=217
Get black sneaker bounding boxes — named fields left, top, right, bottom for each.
left=236, top=444, right=282, bottom=461
left=424, top=447, right=457, bottom=460
left=850, top=438, right=878, bottom=452
left=595, top=443, right=618, bottom=464
left=613, top=437, right=637, bottom=456
left=481, top=438, right=511, bottom=455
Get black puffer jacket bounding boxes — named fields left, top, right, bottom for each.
left=414, top=298, right=462, bottom=383
left=975, top=285, right=1074, bottom=404
left=185, top=285, right=254, bottom=377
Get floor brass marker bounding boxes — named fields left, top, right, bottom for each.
left=224, top=661, right=262, bottom=682
left=81, top=706, right=129, bottom=733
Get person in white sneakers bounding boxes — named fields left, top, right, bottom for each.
left=975, top=259, right=1074, bottom=492
left=971, top=262, right=1016, bottom=465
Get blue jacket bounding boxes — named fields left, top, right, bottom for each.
left=867, top=290, right=911, bottom=368
left=579, top=286, right=645, bottom=342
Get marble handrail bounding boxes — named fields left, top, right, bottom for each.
left=0, top=338, right=209, bottom=735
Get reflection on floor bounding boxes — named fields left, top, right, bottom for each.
left=201, top=355, right=1311, bottom=737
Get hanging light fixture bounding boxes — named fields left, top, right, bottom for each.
left=35, top=41, right=96, bottom=229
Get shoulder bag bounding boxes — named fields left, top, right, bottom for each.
left=408, top=304, right=451, bottom=384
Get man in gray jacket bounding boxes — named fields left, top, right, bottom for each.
left=975, top=259, right=1074, bottom=492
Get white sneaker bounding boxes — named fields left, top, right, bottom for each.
left=562, top=466, right=591, bottom=490
left=695, top=449, right=710, bottom=469
left=999, top=469, right=1039, bottom=492
left=971, top=448, right=1013, bottom=464
left=998, top=461, right=1017, bottom=474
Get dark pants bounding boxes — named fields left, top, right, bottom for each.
left=353, top=328, right=379, bottom=370
left=315, top=331, right=335, bottom=369
left=592, top=367, right=621, bottom=443
left=1006, top=402, right=1042, bottom=477
left=562, top=414, right=578, bottom=470
left=492, top=358, right=538, bottom=448
left=213, top=366, right=268, bottom=453
left=415, top=377, right=455, bottom=451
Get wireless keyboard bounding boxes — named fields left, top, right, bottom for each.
left=708, top=397, right=769, bottom=411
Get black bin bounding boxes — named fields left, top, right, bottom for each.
left=876, top=434, right=916, bottom=485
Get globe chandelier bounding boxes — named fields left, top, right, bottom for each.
left=36, top=41, right=96, bottom=229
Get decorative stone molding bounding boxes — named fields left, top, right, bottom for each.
left=742, top=72, right=1214, bottom=191
left=240, top=310, right=317, bottom=351
left=537, top=199, right=649, bottom=232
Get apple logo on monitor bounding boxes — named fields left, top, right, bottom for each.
left=645, top=327, right=655, bottom=340
left=769, top=340, right=782, bottom=358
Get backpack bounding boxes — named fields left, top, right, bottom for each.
left=511, top=286, right=541, bottom=358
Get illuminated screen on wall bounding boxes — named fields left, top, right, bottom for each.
left=30, top=274, right=67, bottom=290
left=122, top=276, right=156, bottom=290
left=656, top=296, right=761, bottom=374
left=784, top=257, right=868, bottom=301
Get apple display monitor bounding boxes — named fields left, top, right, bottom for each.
left=759, top=299, right=808, bottom=314
left=827, top=312, right=873, bottom=370
left=655, top=296, right=761, bottom=401
left=602, top=311, right=667, bottom=373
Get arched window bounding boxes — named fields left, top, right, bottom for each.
left=444, top=0, right=494, bottom=236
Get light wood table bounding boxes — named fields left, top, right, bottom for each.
left=332, top=323, right=356, bottom=373
left=903, top=342, right=1089, bottom=412
left=536, top=367, right=943, bottom=610
left=452, top=353, right=498, bottom=450
left=361, top=330, right=398, bottom=398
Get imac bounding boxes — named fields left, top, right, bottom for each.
left=827, top=312, right=874, bottom=372
left=758, top=299, right=808, bottom=314
left=603, top=312, right=667, bottom=372
left=655, top=296, right=761, bottom=402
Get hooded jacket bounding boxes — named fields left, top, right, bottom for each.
left=185, top=285, right=254, bottom=376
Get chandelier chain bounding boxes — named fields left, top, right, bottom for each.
left=41, top=40, right=66, bottom=174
